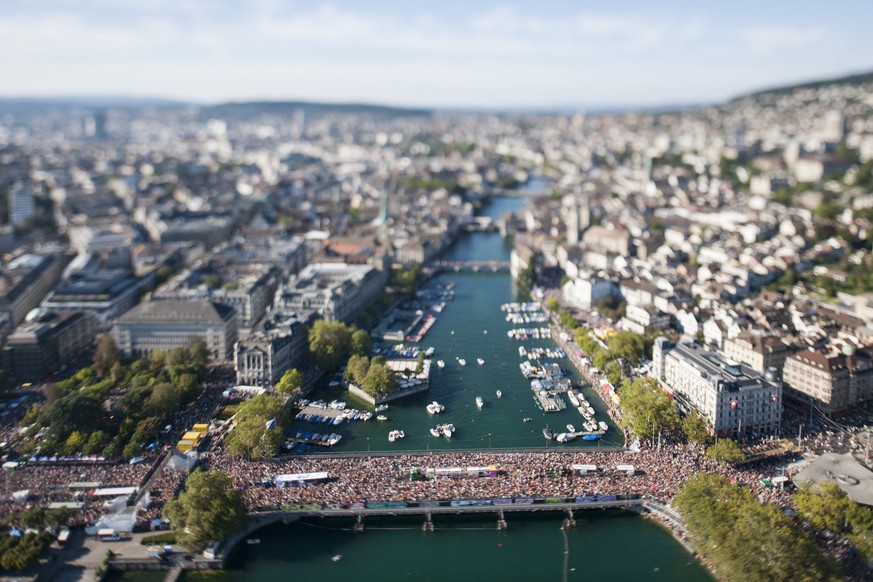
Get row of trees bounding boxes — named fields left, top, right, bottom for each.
left=795, top=481, right=873, bottom=562
left=674, top=473, right=839, bottom=582
left=19, top=338, right=209, bottom=459
left=344, top=355, right=397, bottom=398
left=0, top=532, right=54, bottom=572
left=165, top=469, right=247, bottom=550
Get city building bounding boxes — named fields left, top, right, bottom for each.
left=8, top=182, right=35, bottom=227
left=1, top=310, right=97, bottom=382
left=562, top=274, right=615, bottom=308
left=274, top=263, right=386, bottom=324
left=722, top=332, right=793, bottom=375
left=233, top=312, right=308, bottom=387
left=42, top=267, right=156, bottom=327
left=0, top=254, right=66, bottom=327
left=619, top=304, right=671, bottom=335
left=112, top=299, right=238, bottom=360
left=782, top=348, right=873, bottom=415
left=652, top=338, right=782, bottom=437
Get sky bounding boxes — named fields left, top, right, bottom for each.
left=2, top=0, right=873, bottom=109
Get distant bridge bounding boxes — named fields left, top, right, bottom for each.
left=433, top=260, right=511, bottom=273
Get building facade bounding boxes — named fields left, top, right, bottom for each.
left=653, top=338, right=782, bottom=437
left=233, top=316, right=308, bottom=387
left=722, top=332, right=793, bottom=374
left=274, top=263, right=386, bottom=324
left=112, top=300, right=238, bottom=360
left=1, top=310, right=97, bottom=382
left=0, top=254, right=66, bottom=327
left=782, top=348, right=873, bottom=415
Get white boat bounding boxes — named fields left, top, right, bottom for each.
left=375, top=404, right=389, bottom=412
left=483, top=330, right=488, bottom=334
left=458, top=358, right=467, bottom=366
left=430, top=427, right=441, bottom=437
left=376, top=415, right=388, bottom=421
left=518, top=346, right=527, bottom=357
left=326, top=434, right=342, bottom=446
left=437, top=360, right=445, bottom=368
left=388, top=430, right=405, bottom=442
left=556, top=432, right=577, bottom=443
left=566, top=424, right=576, bottom=433
left=442, top=424, right=455, bottom=438
left=477, top=358, right=485, bottom=365
left=567, top=391, right=580, bottom=407
left=476, top=396, right=484, bottom=409
left=360, top=412, right=373, bottom=421
left=425, top=347, right=435, bottom=357
left=599, top=421, right=609, bottom=432
left=496, top=390, right=502, bottom=399
left=426, top=401, right=445, bottom=414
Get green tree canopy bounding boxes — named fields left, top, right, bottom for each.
left=226, top=416, right=283, bottom=459
left=682, top=409, right=712, bottom=445
left=706, top=438, right=745, bottom=465
left=617, top=377, right=679, bottom=439
left=350, top=329, right=373, bottom=357
left=93, top=335, right=120, bottom=377
left=344, top=355, right=370, bottom=386
left=361, top=361, right=396, bottom=398
left=164, top=469, right=247, bottom=549
left=794, top=481, right=854, bottom=533
left=275, top=368, right=305, bottom=395
left=674, top=473, right=838, bottom=582
left=308, top=320, right=353, bottom=371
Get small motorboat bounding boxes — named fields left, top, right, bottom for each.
left=331, top=554, right=342, bottom=562
left=483, top=330, right=488, bottom=334
left=430, top=427, right=441, bottom=437
left=566, top=424, right=576, bottom=433
left=556, top=432, right=577, bottom=443
left=476, top=396, right=484, bottom=409
left=376, top=415, right=388, bottom=421
left=247, top=538, right=261, bottom=545
left=496, top=390, right=502, bottom=398
left=388, top=430, right=405, bottom=442
left=523, top=417, right=532, bottom=423
left=543, top=425, right=554, bottom=440
left=477, top=358, right=485, bottom=365
left=437, top=360, right=445, bottom=368
left=599, top=421, right=608, bottom=431
left=375, top=404, right=389, bottom=412
left=582, top=434, right=602, bottom=441
left=441, top=424, right=455, bottom=438
left=458, top=358, right=467, bottom=366
left=426, top=401, right=445, bottom=414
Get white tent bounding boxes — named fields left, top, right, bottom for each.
left=85, top=507, right=137, bottom=535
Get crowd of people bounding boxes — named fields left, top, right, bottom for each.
left=204, top=441, right=790, bottom=511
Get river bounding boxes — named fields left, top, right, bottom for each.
left=185, top=180, right=712, bottom=581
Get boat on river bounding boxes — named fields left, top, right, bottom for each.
left=582, top=434, right=602, bottom=441
left=496, top=390, right=502, bottom=398
left=375, top=404, right=389, bottom=412
left=437, top=360, right=445, bottom=368
left=476, top=396, right=484, bottom=409
left=441, top=424, right=455, bottom=438
left=426, top=401, right=445, bottom=414
left=388, top=430, right=405, bottom=442
left=477, top=358, right=485, bottom=365
left=376, top=415, right=388, bottom=421
left=566, top=424, right=576, bottom=433
left=543, top=425, right=554, bottom=440
left=556, top=432, right=577, bottom=443
left=599, top=421, right=609, bottom=431
left=458, top=358, right=467, bottom=366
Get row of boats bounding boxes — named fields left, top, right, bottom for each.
left=505, top=312, right=549, bottom=324
left=507, top=327, right=552, bottom=340
left=435, top=357, right=485, bottom=368
left=519, top=346, right=567, bottom=360
left=429, top=423, right=456, bottom=438
left=500, top=301, right=543, bottom=313
left=291, top=431, right=342, bottom=447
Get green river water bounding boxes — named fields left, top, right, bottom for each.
left=184, top=188, right=712, bottom=581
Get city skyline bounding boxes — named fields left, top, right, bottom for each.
left=3, top=0, right=873, bottom=109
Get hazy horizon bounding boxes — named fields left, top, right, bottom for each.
left=3, top=1, right=873, bottom=109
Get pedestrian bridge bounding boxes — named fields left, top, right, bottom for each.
left=221, top=495, right=686, bottom=562
left=433, top=260, right=511, bottom=272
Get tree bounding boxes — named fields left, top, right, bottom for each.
left=145, top=383, right=181, bottom=416
left=93, top=335, right=120, bottom=377
left=308, top=320, right=352, bottom=371
left=682, top=409, right=712, bottom=445
left=226, top=416, right=283, bottom=459
left=674, top=474, right=838, bottom=582
left=344, top=355, right=370, bottom=386
left=188, top=338, right=210, bottom=366
left=362, top=362, right=396, bottom=398
left=794, top=481, right=854, bottom=533
left=617, top=377, right=679, bottom=439
left=19, top=506, right=46, bottom=530
left=235, top=394, right=289, bottom=427
left=706, top=439, right=745, bottom=465
left=45, top=507, right=75, bottom=528
left=607, top=331, right=645, bottom=365
left=545, top=297, right=559, bottom=311
left=350, top=329, right=373, bottom=357
left=275, top=368, right=305, bottom=395
left=164, top=469, right=247, bottom=549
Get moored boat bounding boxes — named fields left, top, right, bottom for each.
left=437, top=360, right=445, bottom=368
left=458, top=358, right=467, bottom=366
left=566, top=424, right=576, bottom=433
left=556, top=432, right=577, bottom=443
left=376, top=415, right=388, bottom=421
left=496, top=390, right=502, bottom=398
left=476, top=396, right=484, bottom=409
left=599, top=421, right=608, bottom=432
left=543, top=425, right=554, bottom=440
left=477, top=358, right=485, bottom=365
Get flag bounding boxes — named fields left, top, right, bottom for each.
left=730, top=400, right=738, bottom=409
left=265, top=418, right=276, bottom=430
